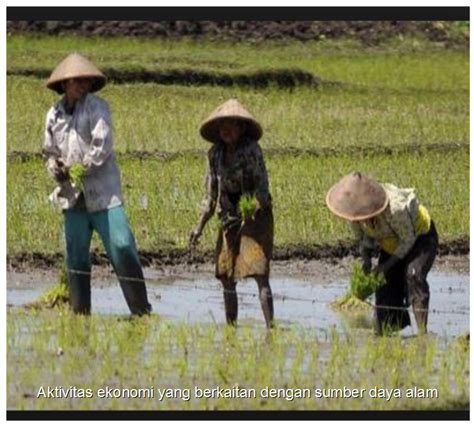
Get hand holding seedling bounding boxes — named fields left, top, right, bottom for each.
left=68, top=163, right=87, bottom=190
left=350, top=262, right=385, bottom=300
left=362, top=254, right=372, bottom=274
left=51, top=159, right=69, bottom=183
left=239, top=193, right=258, bottom=222
left=189, top=226, right=202, bottom=247
left=374, top=255, right=399, bottom=275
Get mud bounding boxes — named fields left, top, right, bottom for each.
left=8, top=141, right=469, bottom=163
left=7, top=21, right=469, bottom=47
left=8, top=67, right=331, bottom=89
left=6, top=239, right=470, bottom=272
left=7, top=261, right=469, bottom=338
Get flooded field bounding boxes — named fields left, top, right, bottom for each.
left=7, top=260, right=470, bottom=411
left=7, top=266, right=469, bottom=338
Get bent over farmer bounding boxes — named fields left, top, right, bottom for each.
left=189, top=99, right=274, bottom=328
left=326, top=172, right=438, bottom=335
left=43, top=53, right=151, bottom=315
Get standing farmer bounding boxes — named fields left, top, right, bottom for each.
left=43, top=53, right=151, bottom=315
left=326, top=172, right=438, bottom=335
left=189, top=99, right=274, bottom=328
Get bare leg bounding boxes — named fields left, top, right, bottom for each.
left=255, top=275, right=274, bottom=329
left=221, top=278, right=238, bottom=326
left=406, top=266, right=430, bottom=335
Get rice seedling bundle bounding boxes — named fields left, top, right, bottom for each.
left=68, top=163, right=86, bottom=190
left=239, top=193, right=258, bottom=222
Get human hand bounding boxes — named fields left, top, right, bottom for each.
left=376, top=255, right=399, bottom=275
left=52, top=159, right=69, bottom=183
left=189, top=226, right=202, bottom=247
left=373, top=264, right=384, bottom=275
left=362, top=257, right=372, bottom=274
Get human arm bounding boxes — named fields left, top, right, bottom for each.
left=82, top=98, right=114, bottom=172
left=374, top=202, right=418, bottom=273
left=43, top=109, right=68, bottom=183
left=350, top=222, right=377, bottom=273
left=189, top=152, right=218, bottom=246
left=374, top=255, right=399, bottom=275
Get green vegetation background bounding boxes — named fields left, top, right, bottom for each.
left=7, top=34, right=469, bottom=255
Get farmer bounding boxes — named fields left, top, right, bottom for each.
left=43, top=53, right=151, bottom=315
left=325, top=172, right=438, bottom=335
left=189, top=99, right=274, bottom=328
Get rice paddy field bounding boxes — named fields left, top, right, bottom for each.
left=6, top=29, right=469, bottom=413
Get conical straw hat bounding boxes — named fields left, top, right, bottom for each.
left=200, top=98, right=263, bottom=143
left=46, top=53, right=106, bottom=94
left=326, top=172, right=389, bottom=221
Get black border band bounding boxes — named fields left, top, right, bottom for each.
left=6, top=410, right=471, bottom=421
left=7, top=7, right=470, bottom=21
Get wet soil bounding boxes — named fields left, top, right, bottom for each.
left=7, top=21, right=469, bottom=47
left=7, top=256, right=469, bottom=338
left=7, top=239, right=470, bottom=271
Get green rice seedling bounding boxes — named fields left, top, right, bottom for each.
left=330, top=293, right=372, bottom=312
left=330, top=262, right=385, bottom=330
left=24, top=263, right=69, bottom=309
left=68, top=163, right=86, bottom=190
left=6, top=312, right=470, bottom=410
left=350, top=261, right=385, bottom=300
left=330, top=262, right=382, bottom=314
left=239, top=193, right=258, bottom=222
left=7, top=148, right=469, bottom=256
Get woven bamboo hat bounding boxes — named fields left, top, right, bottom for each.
left=326, top=172, right=389, bottom=221
left=46, top=53, right=106, bottom=94
left=200, top=98, right=263, bottom=143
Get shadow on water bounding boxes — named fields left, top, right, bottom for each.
left=7, top=271, right=469, bottom=338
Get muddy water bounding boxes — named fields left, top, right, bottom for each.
left=7, top=270, right=469, bottom=338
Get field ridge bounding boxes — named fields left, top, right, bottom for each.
left=8, top=141, right=469, bottom=160
left=7, top=67, right=343, bottom=89
left=7, top=237, right=469, bottom=270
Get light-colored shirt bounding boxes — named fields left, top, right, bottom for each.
left=351, top=183, right=431, bottom=259
left=43, top=93, right=123, bottom=212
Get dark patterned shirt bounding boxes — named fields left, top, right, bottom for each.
left=199, top=139, right=271, bottom=228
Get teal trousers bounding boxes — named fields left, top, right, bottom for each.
left=63, top=204, right=151, bottom=315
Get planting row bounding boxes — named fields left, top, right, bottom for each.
left=7, top=76, right=468, bottom=153
left=7, top=308, right=469, bottom=410
left=7, top=149, right=468, bottom=255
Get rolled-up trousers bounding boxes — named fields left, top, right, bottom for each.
left=63, top=204, right=151, bottom=315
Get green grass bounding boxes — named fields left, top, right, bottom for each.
left=7, top=308, right=469, bottom=410
left=6, top=35, right=469, bottom=154
left=24, top=264, right=69, bottom=309
left=7, top=76, right=468, bottom=154
left=7, top=148, right=468, bottom=255
left=6, top=34, right=470, bottom=413
left=6, top=34, right=469, bottom=90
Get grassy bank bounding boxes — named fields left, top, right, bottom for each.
left=7, top=307, right=469, bottom=410
left=7, top=148, right=468, bottom=255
